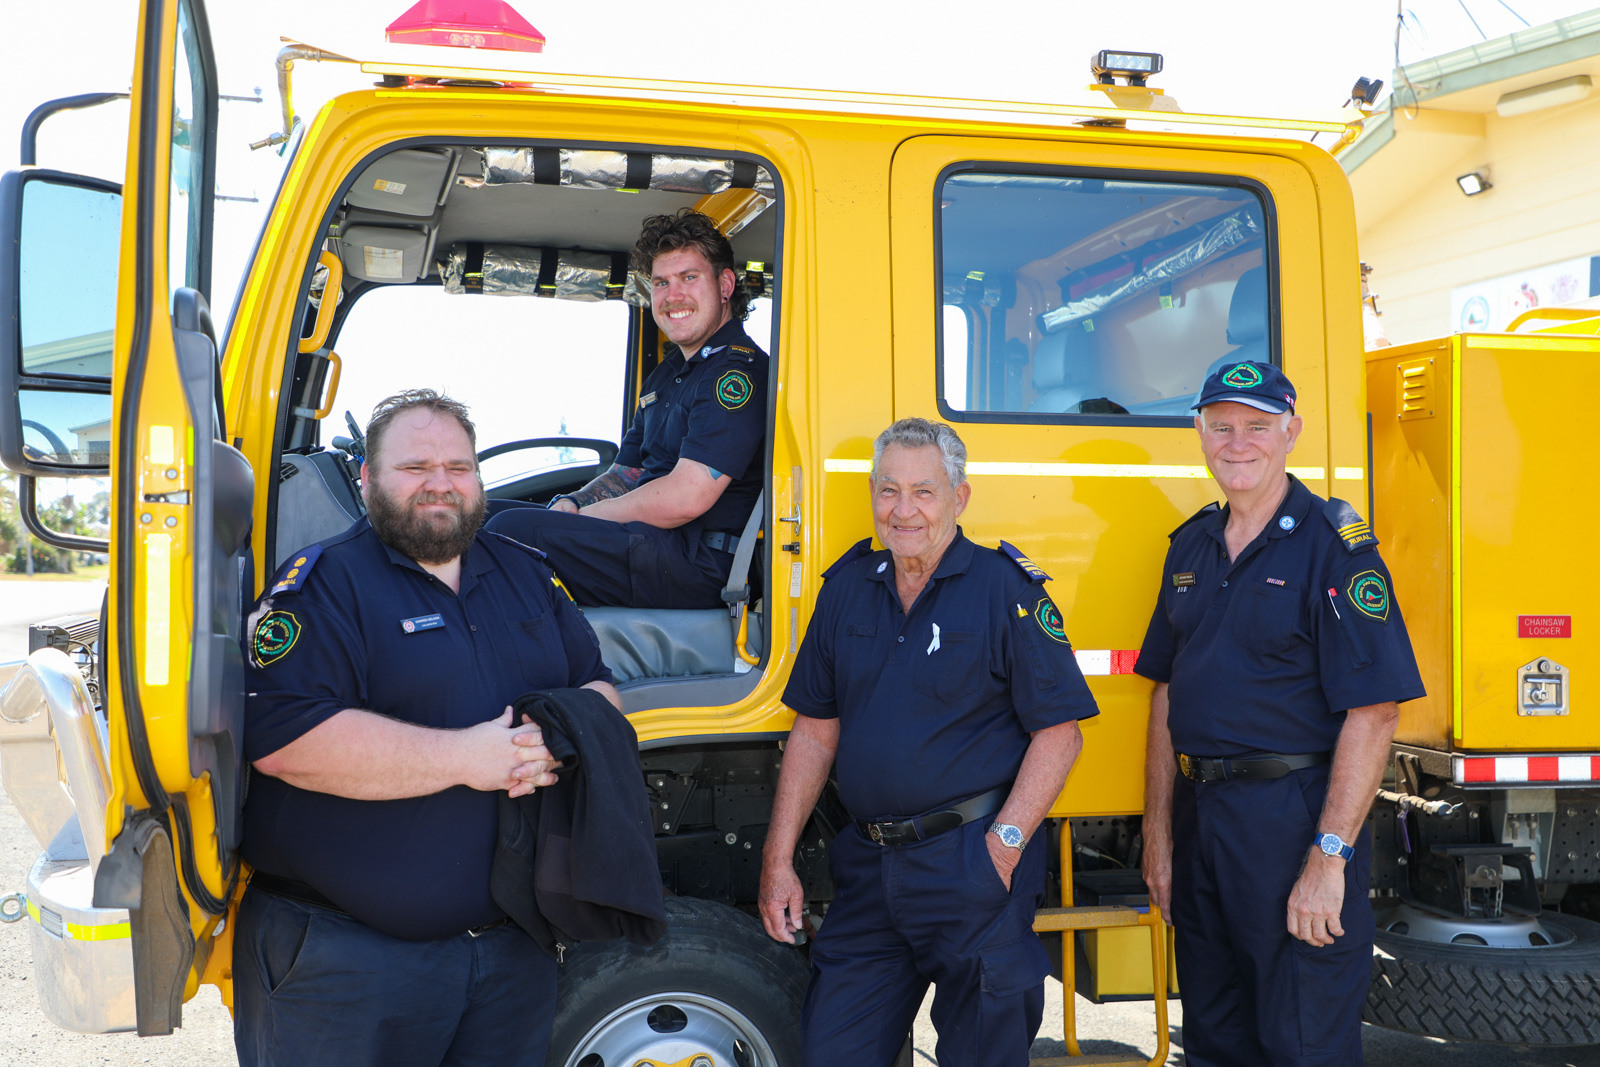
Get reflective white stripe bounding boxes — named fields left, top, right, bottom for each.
left=1334, top=467, right=1365, bottom=481
left=1073, top=650, right=1141, bottom=675
left=143, top=534, right=171, bottom=687
left=1559, top=756, right=1594, bottom=780
left=1498, top=757, right=1529, bottom=783
left=822, top=458, right=1343, bottom=480
left=1454, top=754, right=1600, bottom=785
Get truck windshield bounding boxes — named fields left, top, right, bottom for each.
left=938, top=169, right=1272, bottom=421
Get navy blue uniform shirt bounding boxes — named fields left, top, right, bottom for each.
left=241, top=519, right=612, bottom=941
left=782, top=530, right=1099, bottom=819
left=616, top=318, right=767, bottom=533
left=1136, top=475, right=1425, bottom=758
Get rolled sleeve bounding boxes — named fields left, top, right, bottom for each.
left=1005, top=591, right=1100, bottom=732
left=1316, top=552, right=1427, bottom=712
left=243, top=593, right=366, bottom=762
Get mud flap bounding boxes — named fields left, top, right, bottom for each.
left=93, top=812, right=194, bottom=1036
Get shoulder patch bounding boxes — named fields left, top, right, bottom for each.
left=267, top=544, right=324, bottom=597
left=1032, top=595, right=1072, bottom=644
left=715, top=369, right=754, bottom=410
left=823, top=538, right=877, bottom=579
left=487, top=531, right=549, bottom=561
left=1324, top=498, right=1378, bottom=553
left=1346, top=569, right=1390, bottom=621
left=1168, top=501, right=1222, bottom=542
left=250, top=609, right=303, bottom=667
left=999, top=541, right=1051, bottom=583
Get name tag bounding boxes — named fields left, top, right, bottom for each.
left=1171, top=572, right=1196, bottom=587
left=401, top=613, right=444, bottom=634
left=639, top=391, right=657, bottom=409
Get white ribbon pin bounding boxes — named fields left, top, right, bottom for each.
left=927, top=623, right=941, bottom=655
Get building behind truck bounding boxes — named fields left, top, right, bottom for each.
left=0, top=2, right=1598, bottom=1063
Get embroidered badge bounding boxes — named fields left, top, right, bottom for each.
left=1346, top=570, right=1390, bottom=621
left=1222, top=363, right=1263, bottom=388
left=1172, top=572, right=1197, bottom=587
left=252, top=611, right=302, bottom=666
left=1034, top=596, right=1071, bottom=644
left=400, top=613, right=444, bottom=634
left=716, top=370, right=754, bottom=410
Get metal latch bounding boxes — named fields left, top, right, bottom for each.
left=1517, top=656, right=1569, bottom=716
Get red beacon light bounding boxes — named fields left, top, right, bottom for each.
left=386, top=0, right=546, bottom=54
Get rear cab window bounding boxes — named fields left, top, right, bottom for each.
left=937, top=166, right=1274, bottom=423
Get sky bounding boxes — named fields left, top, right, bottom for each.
left=2, top=0, right=1594, bottom=468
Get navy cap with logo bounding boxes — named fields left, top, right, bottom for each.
left=1192, top=360, right=1297, bottom=415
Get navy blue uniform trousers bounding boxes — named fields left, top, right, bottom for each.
left=801, top=819, right=1052, bottom=1067
left=485, top=504, right=734, bottom=609
left=1170, top=766, right=1373, bottom=1067
left=233, top=888, right=557, bottom=1067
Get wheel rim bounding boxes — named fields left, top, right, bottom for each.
left=1375, top=904, right=1578, bottom=949
left=560, top=990, right=779, bottom=1067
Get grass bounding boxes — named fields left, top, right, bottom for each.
left=1, top=564, right=109, bottom=583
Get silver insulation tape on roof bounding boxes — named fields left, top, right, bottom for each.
left=552, top=250, right=615, bottom=301
left=623, top=271, right=651, bottom=308
left=441, top=244, right=545, bottom=296
left=477, top=148, right=776, bottom=198
left=1039, top=208, right=1262, bottom=333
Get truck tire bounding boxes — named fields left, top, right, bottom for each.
left=1364, top=910, right=1600, bottom=1045
left=548, top=896, right=810, bottom=1067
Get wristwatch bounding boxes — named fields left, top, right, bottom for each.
left=1313, top=832, right=1354, bottom=861
left=988, top=823, right=1027, bottom=851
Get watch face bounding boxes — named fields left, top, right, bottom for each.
left=1320, top=836, right=1340, bottom=855
left=995, top=824, right=1024, bottom=848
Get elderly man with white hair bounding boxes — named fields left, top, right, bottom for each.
left=759, top=416, right=1099, bottom=1067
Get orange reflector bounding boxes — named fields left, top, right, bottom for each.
left=386, top=0, right=546, bottom=53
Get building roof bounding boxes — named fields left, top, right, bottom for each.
left=1343, top=9, right=1600, bottom=206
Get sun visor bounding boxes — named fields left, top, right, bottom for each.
left=345, top=148, right=458, bottom=217
left=472, top=148, right=777, bottom=200
left=340, top=226, right=431, bottom=283
left=439, top=243, right=630, bottom=301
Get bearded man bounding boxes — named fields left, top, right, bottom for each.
left=235, top=389, right=620, bottom=1067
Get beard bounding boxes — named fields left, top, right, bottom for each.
left=366, top=477, right=488, bottom=564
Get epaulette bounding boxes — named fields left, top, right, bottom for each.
left=1324, top=498, right=1378, bottom=553
left=823, top=538, right=877, bottom=579
left=728, top=344, right=758, bottom=360
left=487, top=531, right=550, bottom=561
left=267, top=544, right=323, bottom=596
left=999, top=541, right=1051, bottom=583
left=1168, top=501, right=1222, bottom=542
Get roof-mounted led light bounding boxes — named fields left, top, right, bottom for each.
left=1091, top=50, right=1164, bottom=86
left=386, top=0, right=546, bottom=54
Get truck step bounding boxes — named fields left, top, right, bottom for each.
left=1032, top=905, right=1145, bottom=932
left=1030, top=1055, right=1154, bottom=1066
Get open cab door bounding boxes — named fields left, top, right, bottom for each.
left=94, top=0, right=252, bottom=1033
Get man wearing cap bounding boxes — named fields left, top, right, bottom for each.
left=487, top=208, right=767, bottom=609
left=1135, top=360, right=1424, bottom=1066
left=758, top=417, right=1099, bottom=1066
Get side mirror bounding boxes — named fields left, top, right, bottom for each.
left=0, top=168, right=120, bottom=477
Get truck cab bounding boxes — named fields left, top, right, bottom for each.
left=5, top=1, right=1598, bottom=1061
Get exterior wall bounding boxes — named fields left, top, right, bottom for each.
left=1355, top=91, right=1600, bottom=344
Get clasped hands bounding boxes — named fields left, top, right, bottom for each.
left=465, top=706, right=563, bottom=798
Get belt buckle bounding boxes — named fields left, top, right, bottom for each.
left=868, top=823, right=884, bottom=845
left=1178, top=754, right=1194, bottom=780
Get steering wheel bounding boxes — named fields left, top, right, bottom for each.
left=20, top=418, right=74, bottom=464
left=476, top=437, right=619, bottom=468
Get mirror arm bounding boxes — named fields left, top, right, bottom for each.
left=17, top=475, right=109, bottom=553
left=21, top=93, right=130, bottom=166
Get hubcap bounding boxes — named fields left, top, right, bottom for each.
left=1375, top=904, right=1577, bottom=949
left=562, top=991, right=776, bottom=1067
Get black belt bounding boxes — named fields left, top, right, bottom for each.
left=855, top=785, right=1008, bottom=847
left=248, top=872, right=511, bottom=937
left=1177, top=751, right=1330, bottom=783
left=702, top=530, right=741, bottom=554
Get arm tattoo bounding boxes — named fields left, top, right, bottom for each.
left=568, top=463, right=645, bottom=507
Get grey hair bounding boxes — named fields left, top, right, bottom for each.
left=871, top=417, right=968, bottom=488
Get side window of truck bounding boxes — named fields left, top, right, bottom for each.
left=937, top=168, right=1273, bottom=422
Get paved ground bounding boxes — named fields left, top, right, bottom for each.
left=0, top=588, right=1596, bottom=1065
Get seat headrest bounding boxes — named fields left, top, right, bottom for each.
left=1032, top=328, right=1097, bottom=392
left=1227, top=267, right=1267, bottom=346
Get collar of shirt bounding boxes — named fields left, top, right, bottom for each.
left=674, top=318, right=750, bottom=364
left=370, top=519, right=498, bottom=597
left=1205, top=473, right=1315, bottom=564
left=864, top=527, right=977, bottom=586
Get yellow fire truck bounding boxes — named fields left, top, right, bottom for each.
left=2, top=2, right=1597, bottom=1062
